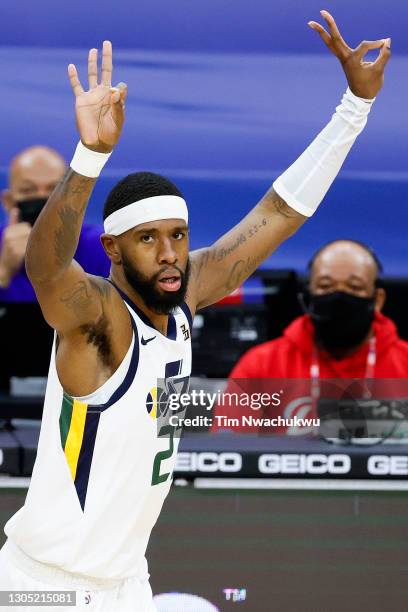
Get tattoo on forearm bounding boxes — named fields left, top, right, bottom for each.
left=263, top=188, right=301, bottom=219
left=70, top=176, right=95, bottom=201
left=51, top=172, right=95, bottom=266
left=52, top=169, right=90, bottom=199
left=26, top=169, right=96, bottom=281
left=54, top=206, right=81, bottom=266
left=246, top=218, right=267, bottom=238
left=225, top=247, right=272, bottom=291
left=53, top=170, right=95, bottom=213
left=212, top=233, right=246, bottom=262
left=191, top=186, right=305, bottom=301
left=210, top=219, right=269, bottom=264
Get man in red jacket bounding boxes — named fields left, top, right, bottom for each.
left=213, top=239, right=408, bottom=434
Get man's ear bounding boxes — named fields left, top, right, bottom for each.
left=374, top=287, right=386, bottom=312
left=100, top=234, right=122, bottom=264
left=1, top=189, right=14, bottom=214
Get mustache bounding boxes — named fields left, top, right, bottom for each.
left=153, top=265, right=185, bottom=280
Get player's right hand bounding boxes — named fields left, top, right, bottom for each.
left=308, top=11, right=391, bottom=99
left=68, top=41, right=128, bottom=154
left=0, top=208, right=31, bottom=282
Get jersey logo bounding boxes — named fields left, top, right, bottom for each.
left=141, top=335, right=156, bottom=345
left=150, top=360, right=190, bottom=487
left=180, top=323, right=190, bottom=341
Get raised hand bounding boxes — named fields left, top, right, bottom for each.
left=308, top=11, right=391, bottom=99
left=68, top=41, right=127, bottom=153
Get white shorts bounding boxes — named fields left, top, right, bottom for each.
left=0, top=540, right=156, bottom=612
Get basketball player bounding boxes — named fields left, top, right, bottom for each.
left=0, top=11, right=390, bottom=611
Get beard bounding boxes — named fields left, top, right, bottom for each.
left=122, top=255, right=190, bottom=315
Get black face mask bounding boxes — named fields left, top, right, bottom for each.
left=16, top=198, right=48, bottom=226
left=305, top=291, right=376, bottom=353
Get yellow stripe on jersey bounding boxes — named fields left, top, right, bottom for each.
left=64, top=399, right=88, bottom=481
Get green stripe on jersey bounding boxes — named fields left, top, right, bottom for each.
left=59, top=393, right=74, bottom=449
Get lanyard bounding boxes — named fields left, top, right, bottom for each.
left=310, top=335, right=377, bottom=401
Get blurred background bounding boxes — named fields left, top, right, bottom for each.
left=0, top=0, right=407, bottom=272
left=1, top=2, right=408, bottom=611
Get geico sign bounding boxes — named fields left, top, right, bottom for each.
left=176, top=452, right=242, bottom=473
left=368, top=455, right=408, bottom=476
left=259, top=453, right=351, bottom=475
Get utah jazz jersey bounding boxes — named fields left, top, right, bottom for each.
left=5, top=285, right=192, bottom=580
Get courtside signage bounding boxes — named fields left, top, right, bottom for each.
left=175, top=451, right=408, bottom=479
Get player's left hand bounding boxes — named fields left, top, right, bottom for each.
left=308, top=10, right=391, bottom=99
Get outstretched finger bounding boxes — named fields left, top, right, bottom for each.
left=320, top=10, right=350, bottom=56
left=101, top=40, right=113, bottom=87
left=373, top=38, right=392, bottom=70
left=308, top=21, right=332, bottom=49
left=88, top=48, right=98, bottom=89
left=67, top=64, right=84, bottom=97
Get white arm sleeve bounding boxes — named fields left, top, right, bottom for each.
left=272, top=88, right=375, bottom=217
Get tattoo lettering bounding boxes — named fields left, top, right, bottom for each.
left=226, top=247, right=272, bottom=291
left=213, top=233, right=246, bottom=262
left=247, top=218, right=267, bottom=238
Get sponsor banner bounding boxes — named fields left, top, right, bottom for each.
left=175, top=449, right=408, bottom=479
left=2, top=435, right=408, bottom=478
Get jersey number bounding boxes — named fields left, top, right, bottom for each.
left=151, top=363, right=189, bottom=486
left=151, top=425, right=176, bottom=486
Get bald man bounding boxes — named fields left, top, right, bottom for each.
left=213, top=239, right=408, bottom=434
left=0, top=146, right=109, bottom=300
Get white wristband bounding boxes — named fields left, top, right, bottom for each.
left=70, top=141, right=112, bottom=178
left=273, top=88, right=375, bottom=217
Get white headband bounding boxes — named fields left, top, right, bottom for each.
left=104, top=195, right=188, bottom=235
